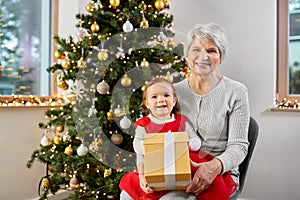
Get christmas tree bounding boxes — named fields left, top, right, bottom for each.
left=27, top=0, right=188, bottom=199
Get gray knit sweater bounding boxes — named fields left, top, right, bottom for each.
left=174, top=76, right=250, bottom=179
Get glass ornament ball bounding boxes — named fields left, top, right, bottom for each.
left=56, top=124, right=64, bottom=133
left=53, top=135, right=62, bottom=145
left=107, top=109, right=114, bottom=121
left=109, top=0, right=120, bottom=7
left=96, top=80, right=110, bottom=94
left=54, top=50, right=65, bottom=59
left=154, top=0, right=165, bottom=10
left=97, top=49, right=109, bottom=61
left=91, top=21, right=100, bottom=33
left=64, top=145, right=73, bottom=156
left=61, top=59, right=71, bottom=69
left=69, top=176, right=79, bottom=190
left=77, top=143, right=88, bottom=156
left=122, top=20, right=133, bottom=32
left=140, top=18, right=149, bottom=29
left=86, top=2, right=95, bottom=12
left=40, top=135, right=51, bottom=147
left=140, top=58, right=150, bottom=67
left=120, top=116, right=132, bottom=129
left=111, top=133, right=123, bottom=145
left=121, top=74, right=132, bottom=87
left=57, top=80, right=69, bottom=90
left=41, top=177, right=51, bottom=189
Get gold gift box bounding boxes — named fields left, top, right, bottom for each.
left=143, top=131, right=191, bottom=191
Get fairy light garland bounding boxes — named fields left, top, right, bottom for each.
left=0, top=95, right=65, bottom=107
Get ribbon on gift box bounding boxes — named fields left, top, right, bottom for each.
left=147, top=131, right=190, bottom=190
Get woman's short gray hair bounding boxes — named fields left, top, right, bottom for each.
left=185, top=23, right=228, bottom=60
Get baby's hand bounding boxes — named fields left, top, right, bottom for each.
left=189, top=138, right=201, bottom=151
left=139, top=173, right=154, bottom=193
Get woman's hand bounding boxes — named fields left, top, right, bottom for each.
left=186, top=158, right=222, bottom=195
left=139, top=173, right=154, bottom=193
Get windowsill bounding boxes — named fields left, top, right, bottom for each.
left=0, top=96, right=65, bottom=108
left=269, top=107, right=300, bottom=112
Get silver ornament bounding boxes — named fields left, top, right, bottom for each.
left=77, top=143, right=89, bottom=156
left=96, top=80, right=110, bottom=94
left=120, top=116, right=132, bottom=129
left=122, top=20, right=133, bottom=32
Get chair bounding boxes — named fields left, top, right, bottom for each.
left=235, top=116, right=259, bottom=198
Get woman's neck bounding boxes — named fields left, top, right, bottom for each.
left=188, top=73, right=222, bottom=95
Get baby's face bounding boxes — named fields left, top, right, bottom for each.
left=144, top=82, right=176, bottom=120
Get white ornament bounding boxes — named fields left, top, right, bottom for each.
left=122, top=20, right=133, bottom=32
left=120, top=116, right=132, bottom=129
left=63, top=131, right=71, bottom=142
left=77, top=143, right=89, bottom=156
left=40, top=135, right=51, bottom=146
left=96, top=80, right=110, bottom=94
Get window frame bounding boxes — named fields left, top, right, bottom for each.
left=277, top=0, right=300, bottom=102
left=0, top=0, right=59, bottom=105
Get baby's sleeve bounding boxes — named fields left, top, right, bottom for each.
left=133, top=125, right=146, bottom=172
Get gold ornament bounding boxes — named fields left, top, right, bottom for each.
left=140, top=58, right=149, bottom=67
left=111, top=133, right=123, bottom=145
left=55, top=124, right=64, bottom=133
left=54, top=50, right=65, bottom=59
left=140, top=17, right=149, bottom=29
left=121, top=74, right=132, bottom=87
left=184, top=67, right=192, bottom=78
left=69, top=176, right=79, bottom=190
left=107, top=109, right=114, bottom=121
left=61, top=59, right=71, bottom=69
left=114, top=104, right=125, bottom=117
left=168, top=39, right=175, bottom=47
left=57, top=80, right=69, bottom=90
left=67, top=92, right=77, bottom=102
left=97, top=49, right=109, bottom=61
left=86, top=2, right=95, bottom=13
left=154, top=0, right=165, bottom=10
left=109, top=0, right=120, bottom=7
left=77, top=57, right=87, bottom=69
left=41, top=177, right=51, bottom=190
left=91, top=21, right=100, bottom=33
left=53, top=135, right=62, bottom=145
left=104, top=168, right=112, bottom=178
left=64, top=145, right=73, bottom=156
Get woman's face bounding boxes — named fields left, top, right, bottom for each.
left=186, top=37, right=222, bottom=77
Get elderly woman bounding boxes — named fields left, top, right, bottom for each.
left=161, top=23, right=250, bottom=199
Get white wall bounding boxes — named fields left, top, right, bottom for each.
left=169, top=0, right=300, bottom=200
left=1, top=0, right=300, bottom=199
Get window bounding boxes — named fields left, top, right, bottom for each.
left=277, top=0, right=300, bottom=102
left=0, top=0, right=57, bottom=97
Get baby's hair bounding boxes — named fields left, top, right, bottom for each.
left=140, top=77, right=179, bottom=115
